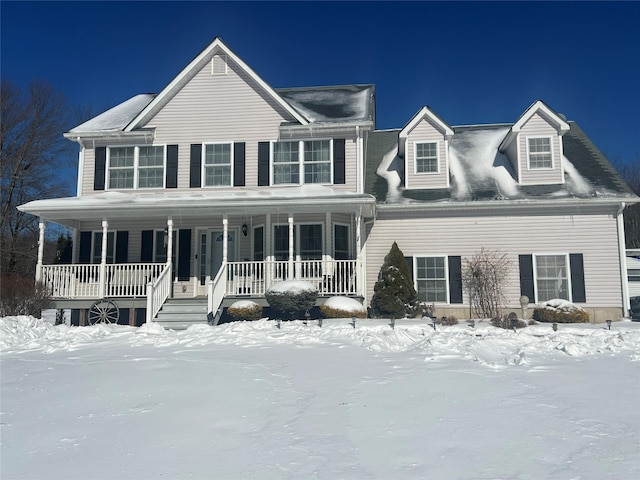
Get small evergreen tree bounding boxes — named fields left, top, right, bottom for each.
left=371, top=242, right=418, bottom=318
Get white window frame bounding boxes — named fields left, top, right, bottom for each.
left=415, top=255, right=449, bottom=304
left=271, top=139, right=333, bottom=186
left=107, top=145, right=166, bottom=190
left=533, top=253, right=572, bottom=303
left=527, top=136, right=554, bottom=170
left=202, top=142, right=233, bottom=187
left=414, top=141, right=439, bottom=174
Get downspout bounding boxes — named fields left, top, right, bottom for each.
left=355, top=126, right=361, bottom=193
left=76, top=138, right=84, bottom=197
left=617, top=202, right=630, bottom=317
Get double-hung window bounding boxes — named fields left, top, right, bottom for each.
left=273, top=141, right=300, bottom=185
left=415, top=142, right=438, bottom=173
left=535, top=255, right=569, bottom=302
left=416, top=256, right=447, bottom=303
left=304, top=140, right=331, bottom=183
left=108, top=146, right=165, bottom=189
left=204, top=143, right=232, bottom=186
left=528, top=137, right=552, bottom=169
left=273, top=139, right=332, bottom=185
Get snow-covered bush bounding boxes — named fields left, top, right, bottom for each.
left=227, top=300, right=263, bottom=321
left=491, top=315, right=527, bottom=329
left=533, top=299, right=589, bottom=323
left=265, top=280, right=318, bottom=319
left=463, top=248, right=510, bottom=319
left=320, top=296, right=367, bottom=319
left=436, top=315, right=459, bottom=326
left=371, top=242, right=418, bottom=318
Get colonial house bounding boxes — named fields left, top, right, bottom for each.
left=18, top=38, right=637, bottom=327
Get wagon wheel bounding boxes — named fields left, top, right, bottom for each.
left=88, top=298, right=120, bottom=325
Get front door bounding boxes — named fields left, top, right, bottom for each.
left=197, top=229, right=236, bottom=296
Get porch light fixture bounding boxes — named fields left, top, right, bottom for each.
left=242, top=223, right=248, bottom=236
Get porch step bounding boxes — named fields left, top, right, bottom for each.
left=154, top=298, right=210, bottom=330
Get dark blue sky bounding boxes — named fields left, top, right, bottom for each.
left=3, top=1, right=639, bottom=165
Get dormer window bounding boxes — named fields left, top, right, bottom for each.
left=527, top=137, right=553, bottom=169
left=415, top=142, right=439, bottom=173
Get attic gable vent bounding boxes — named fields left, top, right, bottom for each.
left=212, top=54, right=227, bottom=75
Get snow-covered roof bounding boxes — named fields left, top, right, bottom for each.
left=276, top=85, right=375, bottom=124
left=366, top=121, right=637, bottom=206
left=18, top=186, right=376, bottom=225
left=66, top=94, right=156, bottom=135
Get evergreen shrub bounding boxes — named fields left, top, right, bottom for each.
left=265, top=281, right=318, bottom=319
left=533, top=301, right=589, bottom=323
left=371, top=242, right=418, bottom=318
left=227, top=301, right=263, bottom=321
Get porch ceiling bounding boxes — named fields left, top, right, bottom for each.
left=18, top=186, right=376, bottom=226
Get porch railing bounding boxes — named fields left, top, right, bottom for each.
left=208, top=262, right=228, bottom=319
left=226, top=259, right=358, bottom=296
left=146, top=263, right=172, bottom=323
left=40, top=263, right=165, bottom=299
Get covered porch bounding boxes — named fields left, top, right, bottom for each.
left=19, top=187, right=376, bottom=323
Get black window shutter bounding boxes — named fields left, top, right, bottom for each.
left=233, top=142, right=246, bottom=187
left=258, top=142, right=270, bottom=186
left=94, top=147, right=107, bottom=190
left=141, top=230, right=153, bottom=262
left=404, top=256, right=414, bottom=282
left=519, top=255, right=535, bottom=301
left=177, top=229, right=192, bottom=281
left=166, top=145, right=178, bottom=188
left=569, top=253, right=586, bottom=303
left=190, top=144, right=202, bottom=188
left=79, top=231, right=92, bottom=263
left=333, top=139, right=346, bottom=184
left=448, top=256, right=463, bottom=304
left=115, top=231, right=128, bottom=263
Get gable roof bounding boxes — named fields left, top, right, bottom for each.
left=398, top=106, right=453, bottom=157
left=124, top=37, right=309, bottom=131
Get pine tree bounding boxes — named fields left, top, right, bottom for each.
left=371, top=242, right=418, bottom=318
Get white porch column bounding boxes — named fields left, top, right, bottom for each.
left=35, top=221, right=45, bottom=282
left=288, top=214, right=294, bottom=280
left=166, top=218, right=174, bottom=266
left=222, top=215, right=228, bottom=264
left=99, top=219, right=108, bottom=298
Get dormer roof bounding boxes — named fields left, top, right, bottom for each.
left=499, top=100, right=570, bottom=152
left=398, top=106, right=454, bottom=157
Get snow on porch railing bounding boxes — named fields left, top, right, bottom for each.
left=146, top=263, right=172, bottom=323
left=208, top=262, right=228, bottom=319
left=226, top=259, right=358, bottom=296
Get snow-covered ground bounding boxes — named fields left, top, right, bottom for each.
left=1, top=316, right=639, bottom=479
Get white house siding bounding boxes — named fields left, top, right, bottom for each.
left=502, top=136, right=519, bottom=181
left=365, top=204, right=623, bottom=320
left=404, top=118, right=448, bottom=189
left=79, top=58, right=359, bottom=195
left=518, top=112, right=564, bottom=185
